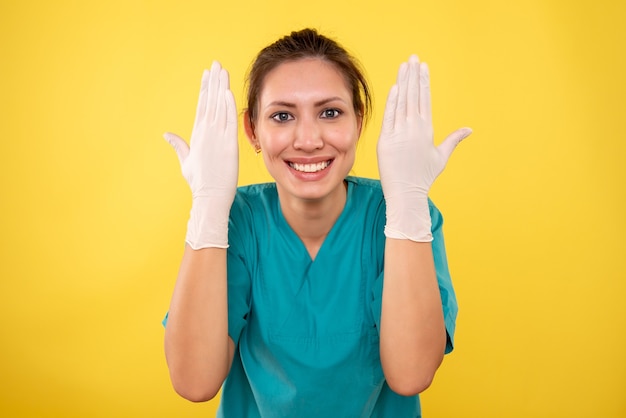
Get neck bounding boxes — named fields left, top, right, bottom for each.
left=278, top=181, right=347, bottom=259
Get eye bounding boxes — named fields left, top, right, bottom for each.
left=321, top=108, right=342, bottom=119
left=271, top=112, right=293, bottom=122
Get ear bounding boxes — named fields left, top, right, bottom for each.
left=243, top=109, right=256, bottom=145
left=356, top=113, right=364, bottom=138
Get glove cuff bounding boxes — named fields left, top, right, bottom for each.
left=185, top=198, right=230, bottom=249
left=384, top=197, right=433, bottom=242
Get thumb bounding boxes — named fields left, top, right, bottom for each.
left=437, top=127, right=472, bottom=161
left=163, top=132, right=190, bottom=167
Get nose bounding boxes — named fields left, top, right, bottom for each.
left=293, top=115, right=323, bottom=151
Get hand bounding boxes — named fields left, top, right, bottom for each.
left=164, top=61, right=238, bottom=249
left=377, top=55, right=471, bottom=242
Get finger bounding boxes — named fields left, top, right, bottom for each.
left=219, top=64, right=230, bottom=90
left=407, top=55, right=420, bottom=116
left=380, top=84, right=399, bottom=137
left=395, top=61, right=409, bottom=123
left=225, top=89, right=238, bottom=141
left=215, top=68, right=230, bottom=129
left=193, top=69, right=210, bottom=128
left=437, top=127, right=472, bottom=162
left=163, top=132, right=190, bottom=167
left=207, top=61, right=222, bottom=121
left=419, top=62, right=432, bottom=122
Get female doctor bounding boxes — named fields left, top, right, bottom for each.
left=162, top=28, right=471, bottom=417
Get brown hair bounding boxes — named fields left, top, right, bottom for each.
left=245, top=28, right=372, bottom=128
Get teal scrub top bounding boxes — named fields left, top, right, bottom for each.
left=164, top=177, right=457, bottom=417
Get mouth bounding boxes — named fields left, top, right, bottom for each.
left=287, top=160, right=333, bottom=173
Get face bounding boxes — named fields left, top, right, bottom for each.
left=247, top=58, right=362, bottom=205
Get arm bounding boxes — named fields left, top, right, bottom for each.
left=162, top=61, right=239, bottom=401
left=164, top=246, right=234, bottom=401
left=380, top=239, right=444, bottom=396
left=377, top=55, right=470, bottom=395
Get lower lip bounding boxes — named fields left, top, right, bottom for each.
left=287, top=161, right=333, bottom=181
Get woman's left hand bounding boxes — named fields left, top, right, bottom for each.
left=377, top=55, right=471, bottom=241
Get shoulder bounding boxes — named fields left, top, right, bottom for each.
left=344, top=177, right=386, bottom=228
left=345, top=176, right=383, bottom=191
left=228, top=182, right=279, bottom=237
left=231, top=182, right=278, bottom=213
left=235, top=182, right=278, bottom=201
left=345, top=176, right=384, bottom=203
left=228, top=183, right=278, bottom=253
left=346, top=176, right=444, bottom=227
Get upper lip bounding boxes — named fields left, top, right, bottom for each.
left=284, top=157, right=334, bottom=164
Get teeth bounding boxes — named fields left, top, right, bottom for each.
left=289, top=161, right=331, bottom=173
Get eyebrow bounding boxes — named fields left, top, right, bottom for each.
left=266, top=96, right=347, bottom=109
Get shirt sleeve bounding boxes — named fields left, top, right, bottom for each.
left=226, top=194, right=253, bottom=346
left=370, top=199, right=458, bottom=354
left=430, top=203, right=458, bottom=354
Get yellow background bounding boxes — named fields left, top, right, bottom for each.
left=1, top=0, right=624, bottom=416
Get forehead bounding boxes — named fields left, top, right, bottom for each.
left=259, top=58, right=352, bottom=104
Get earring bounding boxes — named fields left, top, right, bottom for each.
left=254, top=144, right=262, bottom=155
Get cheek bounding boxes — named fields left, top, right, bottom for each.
left=326, top=124, right=359, bottom=150
left=257, top=127, right=291, bottom=155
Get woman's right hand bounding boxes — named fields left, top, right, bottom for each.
left=164, top=61, right=239, bottom=249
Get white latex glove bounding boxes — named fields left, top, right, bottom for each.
left=164, top=61, right=238, bottom=249
left=377, top=55, right=471, bottom=242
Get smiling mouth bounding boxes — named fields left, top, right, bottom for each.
left=288, top=160, right=332, bottom=173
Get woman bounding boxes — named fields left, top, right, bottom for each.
left=163, top=28, right=471, bottom=417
